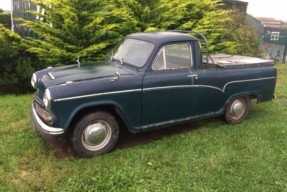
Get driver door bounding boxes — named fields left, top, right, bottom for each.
left=142, top=42, right=198, bottom=129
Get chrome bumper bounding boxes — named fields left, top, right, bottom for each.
left=31, top=103, right=64, bottom=135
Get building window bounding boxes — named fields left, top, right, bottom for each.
left=271, top=32, right=280, bottom=41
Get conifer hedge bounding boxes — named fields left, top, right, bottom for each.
left=0, top=0, right=261, bottom=93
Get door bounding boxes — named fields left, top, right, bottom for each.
left=142, top=42, right=198, bottom=129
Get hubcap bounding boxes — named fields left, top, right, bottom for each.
left=82, top=121, right=112, bottom=151
left=230, top=99, right=245, bottom=118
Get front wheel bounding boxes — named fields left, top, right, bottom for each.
left=71, top=111, right=119, bottom=157
left=224, top=96, right=250, bottom=124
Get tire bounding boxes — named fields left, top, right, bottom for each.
left=71, top=111, right=119, bottom=157
left=224, top=96, right=250, bottom=124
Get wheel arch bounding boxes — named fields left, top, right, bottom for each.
left=223, top=91, right=261, bottom=124
left=224, top=91, right=261, bottom=110
left=65, top=102, right=131, bottom=135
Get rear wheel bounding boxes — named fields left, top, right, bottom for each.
left=71, top=111, right=119, bottom=157
left=224, top=96, right=250, bottom=124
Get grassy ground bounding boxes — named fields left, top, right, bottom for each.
left=0, top=64, right=286, bottom=191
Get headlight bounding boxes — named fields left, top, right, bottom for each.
left=43, top=89, right=51, bottom=109
left=31, top=73, right=37, bottom=89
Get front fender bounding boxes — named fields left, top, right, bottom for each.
left=66, top=100, right=135, bottom=131
left=53, top=92, right=142, bottom=133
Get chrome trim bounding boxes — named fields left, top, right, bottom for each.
left=43, top=89, right=52, bottom=109
left=48, top=72, right=55, bottom=80
left=144, top=76, right=276, bottom=93
left=143, top=84, right=223, bottom=92
left=76, top=56, right=81, bottom=67
left=222, top=77, right=276, bottom=92
left=111, top=72, right=120, bottom=82
left=31, top=73, right=37, bottom=88
left=53, top=76, right=276, bottom=102
left=192, top=85, right=223, bottom=92
left=54, top=89, right=142, bottom=102
left=187, top=74, right=198, bottom=79
left=141, top=109, right=224, bottom=129
left=82, top=121, right=112, bottom=151
left=58, top=81, right=74, bottom=86
left=31, top=103, right=64, bottom=135
left=144, top=85, right=196, bottom=91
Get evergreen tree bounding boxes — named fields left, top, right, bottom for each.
left=223, top=11, right=262, bottom=57
left=0, top=24, right=45, bottom=93
left=112, top=0, right=235, bottom=53
left=0, top=9, right=11, bottom=29
left=20, top=0, right=260, bottom=65
left=21, top=0, right=136, bottom=65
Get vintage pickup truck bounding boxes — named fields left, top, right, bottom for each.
left=31, top=31, right=277, bottom=157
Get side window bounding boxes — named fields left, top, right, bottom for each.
left=152, top=43, right=192, bottom=70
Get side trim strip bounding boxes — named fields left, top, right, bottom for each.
left=141, top=109, right=224, bottom=129
left=144, top=77, right=276, bottom=93
left=222, top=77, right=275, bottom=92
left=144, top=84, right=223, bottom=92
left=54, top=89, right=142, bottom=102
left=54, top=76, right=275, bottom=102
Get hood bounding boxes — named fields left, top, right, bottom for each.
left=40, top=61, right=137, bottom=87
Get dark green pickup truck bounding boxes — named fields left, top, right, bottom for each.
left=31, top=32, right=277, bottom=157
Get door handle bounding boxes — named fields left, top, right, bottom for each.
left=187, top=74, right=198, bottom=80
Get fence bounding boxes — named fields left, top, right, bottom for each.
left=261, top=41, right=287, bottom=63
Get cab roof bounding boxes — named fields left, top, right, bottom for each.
left=126, top=32, right=198, bottom=45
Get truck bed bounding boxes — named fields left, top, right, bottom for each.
left=209, top=54, right=274, bottom=68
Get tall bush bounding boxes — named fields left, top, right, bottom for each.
left=1, top=0, right=263, bottom=94
left=0, top=24, right=46, bottom=93
left=20, top=0, right=137, bottom=65
left=223, top=11, right=263, bottom=57
left=112, top=0, right=235, bottom=53
left=21, top=0, right=237, bottom=65
left=0, top=9, right=11, bottom=29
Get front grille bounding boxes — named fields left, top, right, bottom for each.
left=34, top=102, right=53, bottom=124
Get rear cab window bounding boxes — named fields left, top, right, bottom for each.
left=152, top=43, right=193, bottom=70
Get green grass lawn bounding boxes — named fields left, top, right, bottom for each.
left=0, top=64, right=286, bottom=191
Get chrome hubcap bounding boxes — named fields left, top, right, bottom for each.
left=230, top=99, right=245, bottom=117
left=82, top=121, right=111, bottom=151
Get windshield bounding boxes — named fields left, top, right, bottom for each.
left=111, top=38, right=155, bottom=68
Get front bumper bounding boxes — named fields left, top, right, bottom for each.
left=31, top=103, right=64, bottom=135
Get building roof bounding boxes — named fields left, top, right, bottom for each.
left=256, top=17, right=282, bottom=28
left=256, top=17, right=282, bottom=23
left=223, top=0, right=248, bottom=4
left=247, top=15, right=263, bottom=31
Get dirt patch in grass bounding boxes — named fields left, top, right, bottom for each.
left=276, top=80, right=281, bottom=86
left=39, top=122, right=201, bottom=159
left=276, top=95, right=287, bottom=99
left=277, top=69, right=287, bottom=75
left=40, top=134, right=75, bottom=159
